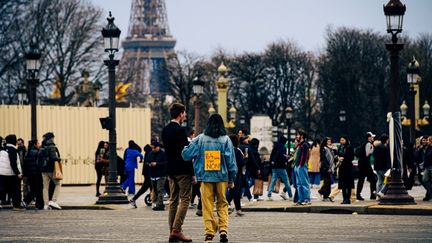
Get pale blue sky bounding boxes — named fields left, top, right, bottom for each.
left=92, top=0, right=432, bottom=56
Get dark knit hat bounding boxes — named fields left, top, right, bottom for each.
left=43, top=132, right=55, bottom=141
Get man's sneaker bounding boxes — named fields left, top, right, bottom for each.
left=196, top=209, right=203, bottom=216
left=267, top=196, right=273, bottom=201
left=204, top=234, right=214, bottom=243
left=43, top=205, right=50, bottom=210
left=280, top=192, right=288, bottom=200
left=220, top=231, right=228, bottom=243
left=376, top=192, right=384, bottom=198
left=48, top=201, right=62, bottom=210
left=129, top=200, right=137, bottom=208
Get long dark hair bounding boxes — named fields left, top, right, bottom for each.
left=95, top=140, right=105, bottom=157
left=204, top=114, right=227, bottom=138
left=320, top=137, right=331, bottom=148
left=312, top=138, right=321, bottom=147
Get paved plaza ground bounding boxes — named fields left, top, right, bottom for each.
left=1, top=183, right=432, bottom=242
left=1, top=209, right=432, bottom=242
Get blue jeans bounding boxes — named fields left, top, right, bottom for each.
left=268, top=169, right=293, bottom=197
left=121, top=169, right=135, bottom=195
left=309, top=172, right=320, bottom=185
left=423, top=166, right=432, bottom=195
left=294, top=165, right=310, bottom=202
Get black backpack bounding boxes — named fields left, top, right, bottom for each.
left=37, top=147, right=50, bottom=169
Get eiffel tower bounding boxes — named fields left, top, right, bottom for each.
left=120, top=0, right=176, bottom=101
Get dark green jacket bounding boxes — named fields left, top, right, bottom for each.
left=40, top=139, right=60, bottom=173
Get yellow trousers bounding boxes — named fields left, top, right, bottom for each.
left=200, top=182, right=229, bottom=236
left=329, top=187, right=356, bottom=203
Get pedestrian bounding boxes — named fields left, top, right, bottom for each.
left=239, top=136, right=260, bottom=202
left=22, top=139, right=44, bottom=209
left=318, top=137, right=334, bottom=201
left=414, top=136, right=428, bottom=188
left=146, top=140, right=167, bottom=210
left=0, top=134, right=24, bottom=210
left=250, top=138, right=264, bottom=201
left=337, top=136, right=355, bottom=204
left=267, top=136, right=293, bottom=201
left=226, top=134, right=246, bottom=216
left=161, top=103, right=195, bottom=243
left=182, top=114, right=237, bottom=243
left=356, top=132, right=377, bottom=200
left=421, top=136, right=432, bottom=201
left=40, top=132, right=62, bottom=210
left=94, top=141, right=106, bottom=197
left=129, top=144, right=153, bottom=207
left=17, top=138, right=29, bottom=199
left=293, top=129, right=311, bottom=205
left=402, top=141, right=416, bottom=190
left=308, top=138, right=321, bottom=188
left=121, top=140, right=144, bottom=197
left=373, top=134, right=391, bottom=197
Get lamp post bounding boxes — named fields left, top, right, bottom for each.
left=25, top=43, right=41, bottom=141
left=285, top=106, right=293, bottom=153
left=17, top=83, right=28, bottom=105
left=211, top=63, right=236, bottom=129
left=193, top=77, right=205, bottom=134
left=97, top=12, right=128, bottom=204
left=406, top=57, right=420, bottom=143
left=379, top=0, right=415, bottom=205
left=339, top=109, right=347, bottom=136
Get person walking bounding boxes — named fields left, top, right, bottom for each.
left=226, top=134, right=246, bottom=216
left=0, top=134, right=24, bottom=210
left=94, top=141, right=106, bottom=197
left=146, top=140, right=167, bottom=210
left=129, top=144, right=153, bottom=207
left=356, top=132, right=377, bottom=200
left=39, top=132, right=62, bottom=210
left=182, top=114, right=237, bottom=243
left=17, top=138, right=28, bottom=199
left=267, top=136, right=293, bottom=201
left=121, top=140, right=144, bottom=197
left=308, top=138, right=321, bottom=188
left=421, top=136, right=432, bottom=201
left=293, top=129, right=311, bottom=205
left=337, top=136, right=355, bottom=204
left=22, top=139, right=44, bottom=209
left=318, top=137, right=334, bottom=201
left=161, top=103, right=195, bottom=243
left=373, top=134, right=391, bottom=197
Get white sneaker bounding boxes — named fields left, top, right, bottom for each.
left=48, top=201, right=62, bottom=210
left=256, top=196, right=264, bottom=201
left=280, top=193, right=288, bottom=200
left=43, top=205, right=50, bottom=210
left=267, top=196, right=273, bottom=201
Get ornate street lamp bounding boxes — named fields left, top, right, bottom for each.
left=379, top=0, right=415, bottom=205
left=285, top=106, right=293, bottom=153
left=25, top=42, right=41, bottom=140
left=17, top=83, right=28, bottom=105
left=227, top=105, right=237, bottom=129
left=406, top=57, right=420, bottom=143
left=193, top=77, right=205, bottom=134
left=97, top=12, right=128, bottom=204
left=423, top=101, right=430, bottom=119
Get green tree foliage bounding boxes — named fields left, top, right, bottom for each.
left=317, top=27, right=390, bottom=143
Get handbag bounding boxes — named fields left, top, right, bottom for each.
left=54, top=161, right=63, bottom=180
left=253, top=179, right=264, bottom=196
left=267, top=175, right=281, bottom=193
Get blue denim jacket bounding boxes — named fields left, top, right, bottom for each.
left=182, top=134, right=237, bottom=183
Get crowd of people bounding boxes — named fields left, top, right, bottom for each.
left=2, top=101, right=432, bottom=243
left=0, top=132, right=62, bottom=210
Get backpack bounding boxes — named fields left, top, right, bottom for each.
left=37, top=147, right=50, bottom=169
